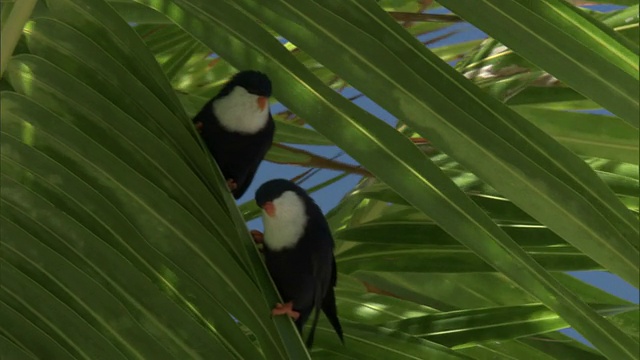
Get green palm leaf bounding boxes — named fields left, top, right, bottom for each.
left=1, top=0, right=637, bottom=359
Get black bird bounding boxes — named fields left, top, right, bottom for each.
left=192, top=70, right=275, bottom=199
left=251, top=179, right=343, bottom=348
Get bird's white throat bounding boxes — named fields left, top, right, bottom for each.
left=262, top=191, right=308, bottom=251
left=212, top=86, right=269, bottom=134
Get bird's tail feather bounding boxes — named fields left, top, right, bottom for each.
left=322, top=286, right=343, bottom=343
left=305, top=304, right=322, bottom=348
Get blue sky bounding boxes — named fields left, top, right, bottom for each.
left=239, top=2, right=638, bottom=346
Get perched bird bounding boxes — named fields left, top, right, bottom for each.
left=192, top=70, right=275, bottom=199
left=251, top=179, right=343, bottom=348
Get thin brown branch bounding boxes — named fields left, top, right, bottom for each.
left=410, top=137, right=431, bottom=145
left=388, top=12, right=463, bottom=23
left=290, top=168, right=315, bottom=184
left=271, top=143, right=372, bottom=177
left=401, top=0, right=433, bottom=28
left=363, top=282, right=406, bottom=300
left=423, top=30, right=460, bottom=46
left=140, top=24, right=167, bottom=39
left=207, top=57, right=219, bottom=69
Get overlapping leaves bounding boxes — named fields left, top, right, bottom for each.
left=1, top=0, right=638, bottom=359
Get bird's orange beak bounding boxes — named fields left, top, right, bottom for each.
left=257, top=96, right=268, bottom=111
left=262, top=201, right=276, bottom=217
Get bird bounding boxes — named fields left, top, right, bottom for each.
left=251, top=179, right=343, bottom=348
left=192, top=70, right=275, bottom=199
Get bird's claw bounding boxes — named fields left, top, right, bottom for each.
left=194, top=121, right=204, bottom=133
left=250, top=230, right=264, bottom=244
left=226, top=179, right=238, bottom=191
left=271, top=301, right=300, bottom=321
left=250, top=230, right=265, bottom=253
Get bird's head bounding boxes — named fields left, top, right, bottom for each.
left=256, top=179, right=309, bottom=250
left=213, top=70, right=273, bottom=134
left=230, top=70, right=272, bottom=96
left=223, top=70, right=272, bottom=110
left=255, top=179, right=305, bottom=218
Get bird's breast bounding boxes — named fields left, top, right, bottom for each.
left=213, top=87, right=270, bottom=134
left=262, top=216, right=308, bottom=252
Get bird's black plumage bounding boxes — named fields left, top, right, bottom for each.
left=255, top=179, right=343, bottom=348
left=192, top=70, right=275, bottom=199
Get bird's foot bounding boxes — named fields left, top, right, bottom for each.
left=226, top=179, right=238, bottom=191
left=271, top=302, right=300, bottom=321
left=250, top=230, right=265, bottom=253
left=194, top=121, right=204, bottom=133
left=250, top=230, right=264, bottom=244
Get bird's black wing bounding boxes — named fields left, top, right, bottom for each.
left=230, top=115, right=275, bottom=198
left=232, top=160, right=258, bottom=199
left=232, top=145, right=271, bottom=198
left=321, top=257, right=343, bottom=343
left=304, top=255, right=328, bottom=348
left=191, top=99, right=214, bottom=128
left=304, top=262, right=343, bottom=348
left=304, top=204, right=342, bottom=348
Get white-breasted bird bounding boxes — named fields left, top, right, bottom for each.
left=192, top=70, right=275, bottom=199
left=252, top=179, right=343, bottom=348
